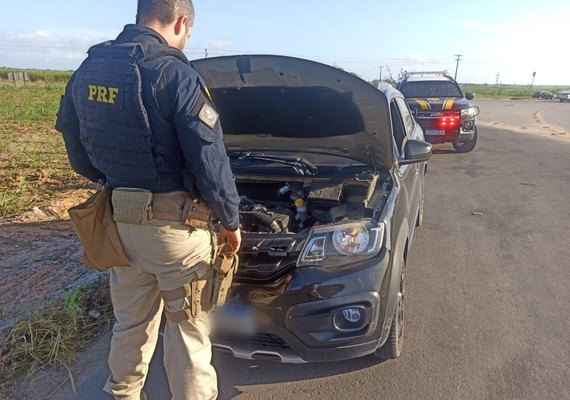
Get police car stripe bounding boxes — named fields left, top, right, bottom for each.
left=443, top=98, right=454, bottom=110
left=414, top=99, right=431, bottom=110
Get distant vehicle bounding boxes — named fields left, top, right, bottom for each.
left=397, top=71, right=479, bottom=153
left=557, top=90, right=570, bottom=103
left=531, top=91, right=555, bottom=100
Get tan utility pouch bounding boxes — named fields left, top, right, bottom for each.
left=111, top=188, right=153, bottom=225
left=68, top=186, right=130, bottom=270
left=183, top=197, right=211, bottom=229
left=209, top=243, right=239, bottom=308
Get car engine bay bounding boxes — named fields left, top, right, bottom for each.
left=234, top=177, right=391, bottom=235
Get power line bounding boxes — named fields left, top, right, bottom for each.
left=0, top=42, right=461, bottom=81
left=0, top=42, right=455, bottom=65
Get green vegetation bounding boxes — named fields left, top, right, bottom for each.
left=0, top=281, right=113, bottom=388
left=373, top=78, right=568, bottom=99
left=0, top=78, right=84, bottom=217
left=0, top=81, right=66, bottom=126
left=461, top=84, right=568, bottom=99
left=0, top=68, right=72, bottom=83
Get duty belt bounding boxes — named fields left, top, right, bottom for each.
left=111, top=188, right=211, bottom=228
left=152, top=191, right=211, bottom=228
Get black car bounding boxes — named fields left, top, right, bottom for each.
left=193, top=55, right=431, bottom=362
left=531, top=90, right=555, bottom=100
left=397, top=71, right=480, bottom=153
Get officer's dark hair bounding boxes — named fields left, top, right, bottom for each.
left=136, top=0, right=194, bottom=27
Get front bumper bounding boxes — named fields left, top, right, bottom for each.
left=420, top=123, right=476, bottom=144
left=413, top=108, right=477, bottom=144
left=212, top=252, right=392, bottom=362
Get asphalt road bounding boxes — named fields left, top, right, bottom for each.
left=50, top=112, right=570, bottom=400
left=474, top=98, right=570, bottom=135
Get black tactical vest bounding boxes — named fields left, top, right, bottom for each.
left=71, top=42, right=186, bottom=185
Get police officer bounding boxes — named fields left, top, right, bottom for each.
left=55, top=1, right=240, bottom=399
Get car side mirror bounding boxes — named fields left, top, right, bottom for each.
left=465, top=92, right=475, bottom=100
left=400, top=140, right=432, bottom=165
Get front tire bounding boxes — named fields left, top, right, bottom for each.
left=375, top=270, right=405, bottom=360
left=453, top=127, right=478, bottom=153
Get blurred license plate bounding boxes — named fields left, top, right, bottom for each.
left=425, top=129, right=446, bottom=136
left=212, top=303, right=257, bottom=336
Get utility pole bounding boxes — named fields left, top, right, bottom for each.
left=454, top=54, right=463, bottom=80
left=378, top=66, right=383, bottom=82
left=204, top=48, right=208, bottom=58
left=495, top=72, right=501, bottom=95
left=529, top=71, right=536, bottom=94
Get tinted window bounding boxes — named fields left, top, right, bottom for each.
left=401, top=81, right=462, bottom=98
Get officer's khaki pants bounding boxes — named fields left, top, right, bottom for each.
left=103, top=219, right=218, bottom=400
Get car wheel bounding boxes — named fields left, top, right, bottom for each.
left=375, top=269, right=405, bottom=360
left=416, top=185, right=424, bottom=227
left=452, top=127, right=478, bottom=153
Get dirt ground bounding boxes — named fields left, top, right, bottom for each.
left=0, top=187, right=99, bottom=336
left=0, top=185, right=112, bottom=398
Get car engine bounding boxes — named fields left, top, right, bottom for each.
left=235, top=180, right=374, bottom=234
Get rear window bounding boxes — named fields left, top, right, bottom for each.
left=401, top=81, right=463, bottom=98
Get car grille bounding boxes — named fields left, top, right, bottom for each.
left=215, top=333, right=290, bottom=350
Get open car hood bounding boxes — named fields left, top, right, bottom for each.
left=192, top=55, right=393, bottom=169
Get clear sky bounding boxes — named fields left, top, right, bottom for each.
left=1, top=0, right=568, bottom=85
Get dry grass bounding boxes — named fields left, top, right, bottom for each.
left=0, top=280, right=113, bottom=390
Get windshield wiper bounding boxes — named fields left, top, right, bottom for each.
left=231, top=152, right=318, bottom=176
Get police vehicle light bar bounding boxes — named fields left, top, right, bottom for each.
left=402, top=70, right=450, bottom=78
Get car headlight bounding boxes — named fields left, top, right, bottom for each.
left=297, top=219, right=384, bottom=268
left=461, top=106, right=480, bottom=118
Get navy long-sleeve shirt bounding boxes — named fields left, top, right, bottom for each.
left=55, top=24, right=240, bottom=230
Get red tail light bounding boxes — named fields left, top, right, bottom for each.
left=437, top=115, right=460, bottom=130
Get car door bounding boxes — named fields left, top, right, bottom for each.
left=390, top=97, right=420, bottom=236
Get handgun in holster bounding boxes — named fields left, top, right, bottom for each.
left=208, top=243, right=239, bottom=309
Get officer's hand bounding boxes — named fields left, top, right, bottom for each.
left=219, top=226, right=241, bottom=253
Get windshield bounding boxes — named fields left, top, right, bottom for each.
left=401, top=81, right=463, bottom=98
